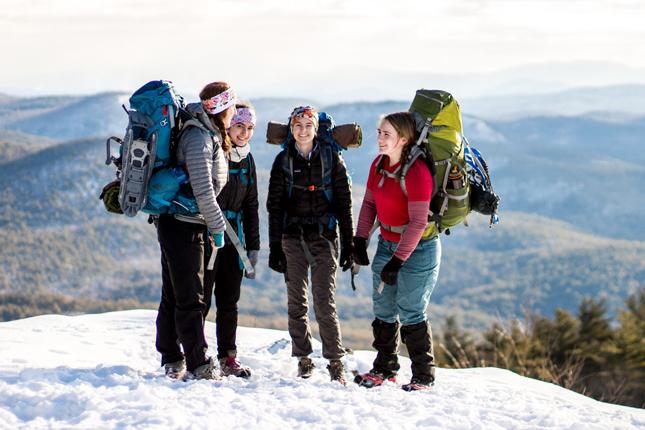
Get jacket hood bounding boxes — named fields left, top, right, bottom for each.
left=185, top=102, right=217, bottom=133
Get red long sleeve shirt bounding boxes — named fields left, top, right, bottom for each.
left=356, top=155, right=433, bottom=261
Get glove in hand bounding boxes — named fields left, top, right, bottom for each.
left=380, top=255, right=404, bottom=285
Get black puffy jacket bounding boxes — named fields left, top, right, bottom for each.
left=216, top=152, right=260, bottom=251
left=267, top=140, right=353, bottom=246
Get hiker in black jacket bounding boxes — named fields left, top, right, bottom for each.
left=266, top=106, right=354, bottom=384
left=203, top=102, right=260, bottom=378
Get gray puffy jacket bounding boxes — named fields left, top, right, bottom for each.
left=175, top=102, right=229, bottom=233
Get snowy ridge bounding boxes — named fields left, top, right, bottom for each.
left=0, top=311, right=642, bottom=429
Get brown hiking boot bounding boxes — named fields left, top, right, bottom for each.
left=297, top=356, right=315, bottom=378
left=327, top=359, right=346, bottom=385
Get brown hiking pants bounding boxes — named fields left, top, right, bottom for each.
left=282, top=233, right=344, bottom=360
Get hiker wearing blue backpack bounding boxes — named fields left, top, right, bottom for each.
left=202, top=102, right=259, bottom=379
left=352, top=112, right=441, bottom=392
left=155, top=81, right=235, bottom=381
left=266, top=106, right=354, bottom=384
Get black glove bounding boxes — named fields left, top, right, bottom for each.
left=380, top=255, right=404, bottom=285
left=353, top=236, right=370, bottom=266
left=339, top=241, right=354, bottom=272
left=268, top=242, right=287, bottom=274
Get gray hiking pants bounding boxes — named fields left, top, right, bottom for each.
left=282, top=233, right=344, bottom=360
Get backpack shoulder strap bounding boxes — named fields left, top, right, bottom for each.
left=320, top=143, right=335, bottom=201
left=279, top=149, right=294, bottom=198
left=246, top=152, right=256, bottom=185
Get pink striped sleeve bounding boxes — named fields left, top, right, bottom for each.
left=393, top=200, right=429, bottom=261
left=355, top=187, right=377, bottom=239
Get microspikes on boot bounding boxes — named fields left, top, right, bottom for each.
left=352, top=370, right=397, bottom=388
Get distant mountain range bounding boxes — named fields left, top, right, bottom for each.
left=461, top=84, right=645, bottom=119
left=3, top=83, right=645, bottom=140
left=0, top=86, right=643, bottom=330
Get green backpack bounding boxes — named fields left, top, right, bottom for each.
left=405, top=89, right=470, bottom=237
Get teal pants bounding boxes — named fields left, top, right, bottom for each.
left=371, top=235, right=441, bottom=325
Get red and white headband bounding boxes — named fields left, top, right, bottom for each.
left=202, top=89, right=237, bottom=115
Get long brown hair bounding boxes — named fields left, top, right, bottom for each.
left=381, top=112, right=419, bottom=178
left=199, top=81, right=232, bottom=153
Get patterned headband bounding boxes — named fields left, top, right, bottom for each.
left=289, top=106, right=319, bottom=130
left=202, top=89, right=237, bottom=115
left=230, top=106, right=256, bottom=126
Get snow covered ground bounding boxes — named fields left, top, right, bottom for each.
left=0, top=310, right=642, bottom=430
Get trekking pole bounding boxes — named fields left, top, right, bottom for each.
left=223, top=218, right=255, bottom=278
left=350, top=264, right=359, bottom=291
left=207, top=245, right=217, bottom=270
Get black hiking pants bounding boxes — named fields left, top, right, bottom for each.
left=203, top=243, right=243, bottom=359
left=155, top=215, right=211, bottom=372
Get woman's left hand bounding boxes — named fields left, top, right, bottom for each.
left=380, top=256, right=404, bottom=285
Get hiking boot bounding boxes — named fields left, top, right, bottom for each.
left=297, top=356, right=315, bottom=379
left=185, top=357, right=218, bottom=381
left=219, top=356, right=252, bottom=378
left=327, top=359, right=346, bottom=385
left=353, top=370, right=397, bottom=388
left=164, top=359, right=186, bottom=380
left=401, top=377, right=434, bottom=392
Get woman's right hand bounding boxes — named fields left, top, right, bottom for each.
left=211, top=231, right=225, bottom=249
left=352, top=236, right=370, bottom=266
left=268, top=242, right=287, bottom=273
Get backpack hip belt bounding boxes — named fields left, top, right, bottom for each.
left=378, top=221, right=407, bottom=235
left=284, top=214, right=338, bottom=230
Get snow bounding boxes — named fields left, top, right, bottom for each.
left=0, top=310, right=642, bottom=430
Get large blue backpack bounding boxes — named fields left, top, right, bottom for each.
left=105, top=80, right=198, bottom=216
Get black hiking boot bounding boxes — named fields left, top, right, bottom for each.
left=327, top=359, right=346, bottom=385
left=353, top=370, right=397, bottom=388
left=297, top=356, right=315, bottom=379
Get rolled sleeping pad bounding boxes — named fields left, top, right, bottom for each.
left=266, top=121, right=362, bottom=149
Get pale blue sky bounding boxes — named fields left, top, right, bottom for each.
left=1, top=0, right=644, bottom=101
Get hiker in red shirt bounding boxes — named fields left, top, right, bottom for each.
left=353, top=112, right=441, bottom=391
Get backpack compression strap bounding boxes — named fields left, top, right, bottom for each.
left=283, top=144, right=334, bottom=201
left=416, top=121, right=469, bottom=226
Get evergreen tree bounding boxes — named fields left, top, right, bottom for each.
left=576, top=298, right=615, bottom=371
left=615, top=286, right=645, bottom=407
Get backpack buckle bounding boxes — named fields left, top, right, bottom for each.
left=307, top=185, right=317, bottom=191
